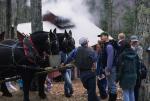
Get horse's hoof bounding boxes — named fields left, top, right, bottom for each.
left=65, top=93, right=72, bottom=98
left=39, top=93, right=47, bottom=99
left=70, top=90, right=74, bottom=95
left=30, top=87, right=38, bottom=91
left=23, top=99, right=30, bottom=101
left=2, top=93, right=13, bottom=97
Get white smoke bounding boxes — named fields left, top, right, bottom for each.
left=42, top=0, right=92, bottom=21
left=27, top=0, right=101, bottom=26
left=23, top=0, right=103, bottom=46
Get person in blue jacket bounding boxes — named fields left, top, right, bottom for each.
left=97, top=32, right=117, bottom=101
left=93, top=42, right=108, bottom=100
left=62, top=37, right=99, bottom=101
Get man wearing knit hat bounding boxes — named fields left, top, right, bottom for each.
left=62, top=37, right=99, bottom=101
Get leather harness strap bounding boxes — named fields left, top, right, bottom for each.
left=0, top=43, right=22, bottom=65
left=23, top=36, right=40, bottom=64
left=0, top=37, right=40, bottom=65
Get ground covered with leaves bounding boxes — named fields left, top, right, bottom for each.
left=0, top=79, right=122, bottom=101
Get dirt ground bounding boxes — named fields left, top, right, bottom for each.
left=0, top=79, right=123, bottom=101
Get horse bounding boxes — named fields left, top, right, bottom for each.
left=29, top=29, right=60, bottom=97
left=30, top=28, right=75, bottom=96
left=51, top=29, right=75, bottom=97
left=0, top=30, right=57, bottom=101
left=53, top=28, right=75, bottom=54
left=0, top=29, right=75, bottom=101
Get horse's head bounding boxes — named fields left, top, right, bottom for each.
left=30, top=31, right=51, bottom=56
left=49, top=29, right=59, bottom=54
left=62, top=30, right=75, bottom=53
left=64, top=30, right=72, bottom=38
left=49, top=29, right=75, bottom=54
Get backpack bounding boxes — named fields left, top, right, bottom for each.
left=118, top=49, right=139, bottom=89
left=107, top=40, right=120, bottom=65
left=109, top=40, right=120, bottom=50
left=120, top=50, right=138, bottom=78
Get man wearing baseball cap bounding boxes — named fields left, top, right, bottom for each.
left=130, top=35, right=143, bottom=101
left=97, top=32, right=117, bottom=101
left=130, top=35, right=143, bottom=59
left=62, top=37, right=99, bottom=101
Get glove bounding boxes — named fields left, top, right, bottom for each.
left=97, top=74, right=105, bottom=80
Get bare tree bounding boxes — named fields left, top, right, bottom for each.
left=107, top=0, right=113, bottom=35
left=5, top=0, right=12, bottom=39
left=11, top=0, right=17, bottom=39
left=0, top=0, right=13, bottom=39
left=101, top=0, right=113, bottom=35
left=30, top=0, right=43, bottom=33
left=0, top=0, right=6, bottom=34
left=16, top=0, right=29, bottom=23
left=136, top=0, right=150, bottom=101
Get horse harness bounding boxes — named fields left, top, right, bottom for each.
left=0, top=42, right=23, bottom=79
left=0, top=42, right=22, bottom=65
left=0, top=39, right=41, bottom=82
left=23, top=37, right=40, bottom=64
left=0, top=37, right=41, bottom=68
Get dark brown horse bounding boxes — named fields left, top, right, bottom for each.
left=29, top=29, right=75, bottom=98
left=0, top=29, right=75, bottom=101
left=0, top=31, right=53, bottom=101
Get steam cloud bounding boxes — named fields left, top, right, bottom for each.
left=27, top=0, right=101, bottom=26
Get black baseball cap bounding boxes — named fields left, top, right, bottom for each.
left=98, top=32, right=109, bottom=37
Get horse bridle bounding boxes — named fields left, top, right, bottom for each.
left=49, top=39, right=58, bottom=45
left=48, top=32, right=59, bottom=55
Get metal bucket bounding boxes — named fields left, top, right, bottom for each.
left=49, top=55, right=61, bottom=67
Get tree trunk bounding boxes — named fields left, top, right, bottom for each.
left=11, top=0, right=17, bottom=39
left=17, top=0, right=29, bottom=24
left=107, top=0, right=113, bottom=36
left=5, top=0, right=12, bottom=39
left=0, top=0, right=6, bottom=34
left=136, top=0, right=150, bottom=101
left=30, top=0, right=43, bottom=33
left=101, top=0, right=113, bottom=35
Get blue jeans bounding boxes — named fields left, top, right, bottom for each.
left=18, top=79, right=23, bottom=89
left=64, top=69, right=73, bottom=96
left=80, top=71, right=99, bottom=101
left=107, top=67, right=117, bottom=94
left=97, top=77, right=108, bottom=98
left=123, top=89, right=135, bottom=101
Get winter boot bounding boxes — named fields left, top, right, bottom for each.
left=108, top=93, right=117, bottom=101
